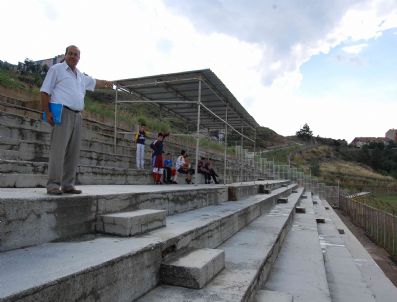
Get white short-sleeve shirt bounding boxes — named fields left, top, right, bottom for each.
left=175, top=155, right=185, bottom=170
left=40, top=62, right=96, bottom=111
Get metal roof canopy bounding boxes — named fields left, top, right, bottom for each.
left=113, top=69, right=259, bottom=184
left=114, top=69, right=258, bottom=136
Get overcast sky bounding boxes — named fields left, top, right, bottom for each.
left=1, top=0, right=396, bottom=143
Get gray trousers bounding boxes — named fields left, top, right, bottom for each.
left=47, top=107, right=82, bottom=190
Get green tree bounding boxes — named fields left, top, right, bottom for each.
left=296, top=123, right=313, bottom=141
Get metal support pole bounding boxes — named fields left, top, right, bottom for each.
left=194, top=79, right=202, bottom=186
left=254, top=129, right=256, bottom=183
left=240, top=124, right=244, bottom=184
left=223, top=106, right=228, bottom=185
left=113, top=86, right=118, bottom=154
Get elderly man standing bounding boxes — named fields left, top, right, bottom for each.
left=41, top=45, right=112, bottom=195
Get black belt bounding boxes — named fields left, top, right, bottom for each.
left=64, top=106, right=80, bottom=113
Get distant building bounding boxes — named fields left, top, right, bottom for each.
left=350, top=137, right=390, bottom=148
left=385, top=129, right=397, bottom=142
left=35, top=54, right=64, bottom=68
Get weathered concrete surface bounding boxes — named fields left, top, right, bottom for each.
left=98, top=209, right=166, bottom=236
left=0, top=194, right=96, bottom=252
left=1, top=109, right=259, bottom=188
left=0, top=185, right=297, bottom=301
left=228, top=180, right=291, bottom=201
left=264, top=193, right=331, bottom=302
left=0, top=161, right=154, bottom=187
left=256, top=290, right=293, bottom=302
left=138, top=187, right=303, bottom=302
left=277, top=197, right=288, bottom=204
left=160, top=248, right=225, bottom=289
left=0, top=172, right=48, bottom=188
left=0, top=238, right=163, bottom=302
left=315, top=197, right=397, bottom=302
left=0, top=182, right=288, bottom=252
left=0, top=184, right=228, bottom=251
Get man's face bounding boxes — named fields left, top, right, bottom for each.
left=65, top=46, right=80, bottom=70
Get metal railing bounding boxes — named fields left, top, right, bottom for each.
left=339, top=195, right=397, bottom=258
left=255, top=157, right=397, bottom=258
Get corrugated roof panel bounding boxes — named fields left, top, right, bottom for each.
left=114, top=69, right=259, bottom=131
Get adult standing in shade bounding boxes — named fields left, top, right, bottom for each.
left=41, top=45, right=113, bottom=195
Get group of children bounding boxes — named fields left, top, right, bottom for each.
left=133, top=124, right=219, bottom=185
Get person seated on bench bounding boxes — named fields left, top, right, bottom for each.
left=176, top=150, right=195, bottom=184
left=163, top=152, right=177, bottom=184
left=205, top=158, right=219, bottom=184
left=198, top=157, right=211, bottom=184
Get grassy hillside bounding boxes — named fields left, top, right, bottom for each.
left=287, top=143, right=397, bottom=189
left=283, top=141, right=397, bottom=214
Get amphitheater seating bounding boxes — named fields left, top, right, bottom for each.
left=1, top=96, right=396, bottom=302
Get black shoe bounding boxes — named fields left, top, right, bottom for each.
left=62, top=188, right=82, bottom=194
left=47, top=188, right=62, bottom=195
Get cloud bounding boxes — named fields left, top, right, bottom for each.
left=342, top=43, right=368, bottom=54
left=1, top=0, right=396, bottom=142
left=40, top=0, right=59, bottom=21
left=164, top=0, right=397, bottom=86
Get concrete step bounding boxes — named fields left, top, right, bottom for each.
left=75, top=165, right=153, bottom=185
left=0, top=184, right=228, bottom=251
left=138, top=187, right=303, bottom=302
left=0, top=159, right=48, bottom=174
left=0, top=136, right=152, bottom=174
left=314, top=196, right=397, bottom=302
left=0, top=111, right=133, bottom=148
left=0, top=111, right=50, bottom=135
left=0, top=161, right=154, bottom=187
left=256, top=290, right=293, bottom=302
left=0, top=104, right=242, bottom=167
left=263, top=192, right=331, bottom=302
left=0, top=132, right=223, bottom=173
left=0, top=182, right=291, bottom=251
left=0, top=129, right=135, bottom=159
left=0, top=129, right=235, bottom=183
left=97, top=209, right=167, bottom=236
left=0, top=107, right=269, bottom=187
left=160, top=248, right=225, bottom=289
left=277, top=197, right=288, bottom=203
left=228, top=180, right=291, bottom=201
left=0, top=172, right=48, bottom=187
left=0, top=96, right=27, bottom=107
left=0, top=148, right=19, bottom=161
left=0, top=184, right=299, bottom=301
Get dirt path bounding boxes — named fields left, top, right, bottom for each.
left=335, top=209, right=397, bottom=287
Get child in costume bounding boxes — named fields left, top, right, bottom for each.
left=150, top=132, right=169, bottom=184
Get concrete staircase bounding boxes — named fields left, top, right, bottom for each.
left=0, top=181, right=297, bottom=301
left=261, top=192, right=397, bottom=302
left=1, top=181, right=396, bottom=301
left=0, top=100, right=258, bottom=187
left=1, top=97, right=396, bottom=302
